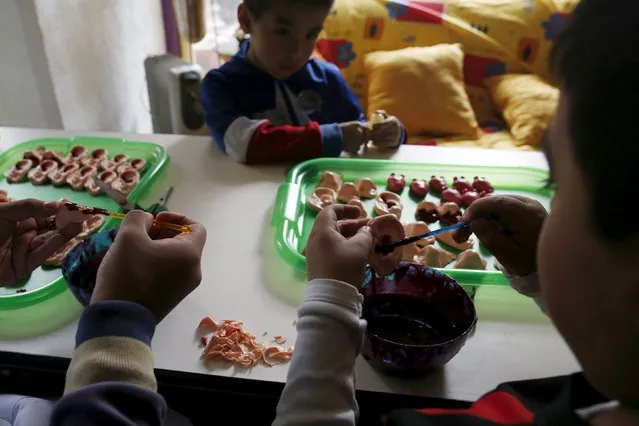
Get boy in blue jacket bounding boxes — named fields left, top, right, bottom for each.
left=201, top=0, right=405, bottom=164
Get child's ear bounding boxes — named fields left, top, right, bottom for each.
left=238, top=4, right=252, bottom=34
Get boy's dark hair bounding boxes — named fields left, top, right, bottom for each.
left=244, top=0, right=334, bottom=18
left=550, top=0, right=639, bottom=242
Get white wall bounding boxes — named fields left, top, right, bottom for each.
left=0, top=0, right=62, bottom=129
left=0, top=0, right=166, bottom=133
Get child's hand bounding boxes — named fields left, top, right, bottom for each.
left=306, top=205, right=372, bottom=287
left=339, top=121, right=370, bottom=154
left=0, top=199, right=82, bottom=285
left=453, top=195, right=547, bottom=277
left=370, top=115, right=403, bottom=148
left=92, top=210, right=207, bottom=322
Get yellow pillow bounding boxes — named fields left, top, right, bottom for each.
left=484, top=74, right=559, bottom=146
left=364, top=44, right=479, bottom=138
left=466, top=85, right=501, bottom=126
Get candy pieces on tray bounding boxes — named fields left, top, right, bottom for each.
left=386, top=173, right=405, bottom=193
left=409, top=179, right=428, bottom=198
left=404, top=221, right=434, bottom=247
left=337, top=182, right=359, bottom=203
left=4, top=144, right=146, bottom=197
left=369, top=215, right=405, bottom=277
left=454, top=250, right=487, bottom=270
left=111, top=169, right=140, bottom=196
left=428, top=176, right=447, bottom=193
left=374, top=192, right=403, bottom=218
left=413, top=246, right=457, bottom=268
left=436, top=231, right=473, bottom=251
left=452, top=176, right=473, bottom=194
left=305, top=170, right=496, bottom=271
left=473, top=176, right=494, bottom=195
left=5, top=160, right=34, bottom=183
left=354, top=178, right=377, bottom=199
left=437, top=202, right=462, bottom=225
left=415, top=201, right=439, bottom=223
left=308, top=187, right=337, bottom=212
left=317, top=171, right=342, bottom=191
left=347, top=198, right=368, bottom=218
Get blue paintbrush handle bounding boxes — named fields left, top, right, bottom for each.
left=375, top=221, right=470, bottom=253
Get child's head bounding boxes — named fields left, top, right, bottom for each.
left=238, top=0, right=333, bottom=80
left=538, top=0, right=639, bottom=406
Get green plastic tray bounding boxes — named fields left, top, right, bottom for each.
left=272, top=158, right=551, bottom=287
left=0, top=136, right=168, bottom=337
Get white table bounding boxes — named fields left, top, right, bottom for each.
left=0, top=127, right=579, bottom=402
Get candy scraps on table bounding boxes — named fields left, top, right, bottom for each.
left=197, top=317, right=293, bottom=368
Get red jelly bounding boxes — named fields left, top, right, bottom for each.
left=473, top=176, right=494, bottom=194
left=441, top=188, right=461, bottom=205
left=428, top=176, right=447, bottom=193
left=387, top=173, right=405, bottom=193
left=461, top=191, right=480, bottom=208
left=409, top=179, right=428, bottom=198
left=453, top=176, right=473, bottom=194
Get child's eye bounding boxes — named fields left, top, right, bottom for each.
left=274, top=27, right=290, bottom=36
left=307, top=32, right=320, bottom=41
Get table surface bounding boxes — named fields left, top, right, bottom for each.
left=0, top=127, right=579, bottom=401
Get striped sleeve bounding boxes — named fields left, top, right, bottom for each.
left=51, top=301, right=167, bottom=425
left=64, top=301, right=158, bottom=393
left=201, top=71, right=343, bottom=164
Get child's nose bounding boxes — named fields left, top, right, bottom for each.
left=285, top=37, right=302, bottom=55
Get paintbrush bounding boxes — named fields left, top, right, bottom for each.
left=375, top=221, right=470, bottom=254
left=63, top=201, right=191, bottom=234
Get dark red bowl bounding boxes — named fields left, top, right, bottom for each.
left=360, top=262, right=477, bottom=375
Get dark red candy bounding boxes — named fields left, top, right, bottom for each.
left=437, top=202, right=461, bottom=225
left=415, top=201, right=439, bottom=223
left=387, top=173, right=405, bottom=193
left=200, top=336, right=208, bottom=346
left=409, top=179, right=428, bottom=198
left=473, top=176, right=494, bottom=194
left=440, top=188, right=461, bottom=205
left=428, top=175, right=447, bottom=193
left=461, top=191, right=480, bottom=208
left=453, top=176, right=473, bottom=194
left=439, top=211, right=461, bottom=225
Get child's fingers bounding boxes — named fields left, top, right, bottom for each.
left=346, top=225, right=372, bottom=252
left=337, top=218, right=371, bottom=238
left=315, top=205, right=361, bottom=230
left=464, top=196, right=533, bottom=227
left=470, top=218, right=521, bottom=259
left=453, top=225, right=473, bottom=243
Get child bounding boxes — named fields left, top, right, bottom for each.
left=200, top=0, right=405, bottom=164
left=273, top=0, right=639, bottom=424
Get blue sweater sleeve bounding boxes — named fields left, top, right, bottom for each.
left=51, top=301, right=167, bottom=426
